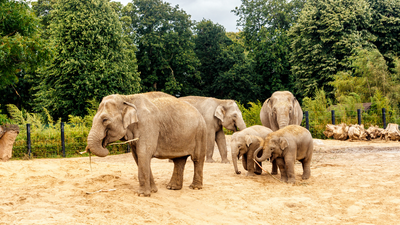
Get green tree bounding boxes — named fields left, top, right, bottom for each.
left=193, top=19, right=256, bottom=102
left=289, top=0, right=375, bottom=99
left=35, top=0, right=140, bottom=120
left=0, top=0, right=52, bottom=112
left=368, top=0, right=400, bottom=70
left=0, top=0, right=52, bottom=87
left=123, top=0, right=201, bottom=96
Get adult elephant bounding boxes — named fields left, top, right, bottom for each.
left=260, top=91, right=303, bottom=131
left=230, top=125, right=273, bottom=176
left=180, top=96, right=246, bottom=163
left=86, top=92, right=207, bottom=197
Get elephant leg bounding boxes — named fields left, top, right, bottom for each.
left=137, top=155, right=152, bottom=197
left=242, top=154, right=248, bottom=170
left=271, top=159, right=278, bottom=175
left=167, top=156, right=189, bottom=190
left=215, top=130, right=229, bottom=163
left=254, top=161, right=262, bottom=175
left=275, top=158, right=288, bottom=182
left=132, top=145, right=157, bottom=193
left=246, top=153, right=256, bottom=176
left=205, top=132, right=216, bottom=163
left=285, top=157, right=296, bottom=184
left=300, top=157, right=312, bottom=180
left=190, top=155, right=204, bottom=190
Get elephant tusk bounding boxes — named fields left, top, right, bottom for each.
left=108, top=138, right=139, bottom=145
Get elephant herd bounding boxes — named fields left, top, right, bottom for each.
left=85, top=91, right=313, bottom=197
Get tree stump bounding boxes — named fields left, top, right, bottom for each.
left=365, top=125, right=384, bottom=139
left=0, top=124, right=20, bottom=162
left=323, top=123, right=349, bottom=140
left=381, top=123, right=400, bottom=141
left=348, top=124, right=367, bottom=141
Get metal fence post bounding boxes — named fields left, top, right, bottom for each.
left=27, top=124, right=31, bottom=158
left=305, top=111, right=309, bottom=130
left=126, top=144, right=130, bottom=153
left=331, top=110, right=335, bottom=125
left=382, top=108, right=386, bottom=129
left=357, top=109, right=361, bottom=125
left=61, top=122, right=65, bottom=157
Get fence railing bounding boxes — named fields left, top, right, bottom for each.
left=302, top=108, right=398, bottom=138
left=13, top=122, right=130, bottom=159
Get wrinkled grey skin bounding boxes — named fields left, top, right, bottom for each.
left=254, top=125, right=313, bottom=183
left=260, top=91, right=303, bottom=131
left=86, top=92, right=207, bottom=197
left=180, top=96, right=247, bottom=163
left=230, top=125, right=274, bottom=176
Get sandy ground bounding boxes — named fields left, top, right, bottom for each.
left=1, top=137, right=400, bottom=224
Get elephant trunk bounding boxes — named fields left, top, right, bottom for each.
left=231, top=147, right=241, bottom=174
left=237, top=118, right=247, bottom=131
left=254, top=145, right=269, bottom=162
left=86, top=124, right=109, bottom=157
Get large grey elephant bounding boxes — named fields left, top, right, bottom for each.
left=260, top=91, right=303, bottom=131
left=230, top=125, right=273, bottom=176
left=180, top=96, right=247, bottom=163
left=86, top=92, right=207, bottom=197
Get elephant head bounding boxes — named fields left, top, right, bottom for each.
left=261, top=91, right=303, bottom=131
left=254, top=135, right=288, bottom=162
left=231, top=134, right=264, bottom=174
left=86, top=95, right=138, bottom=157
left=215, top=100, right=246, bottom=132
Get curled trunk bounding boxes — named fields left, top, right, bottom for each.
left=86, top=126, right=109, bottom=157
left=254, top=146, right=268, bottom=162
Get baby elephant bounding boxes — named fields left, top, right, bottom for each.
left=254, top=125, right=313, bottom=183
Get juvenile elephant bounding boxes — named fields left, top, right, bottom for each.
left=254, top=125, right=313, bottom=183
left=86, top=92, right=207, bottom=197
left=180, top=96, right=246, bottom=163
left=230, top=125, right=274, bottom=176
left=260, top=91, right=303, bottom=131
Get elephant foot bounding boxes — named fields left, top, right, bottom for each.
left=205, top=158, right=215, bottom=163
left=189, top=182, right=203, bottom=190
left=287, top=178, right=296, bottom=184
left=137, top=188, right=151, bottom=197
left=166, top=182, right=183, bottom=190
left=302, top=175, right=310, bottom=180
left=254, top=171, right=262, bottom=175
left=151, top=185, right=158, bottom=193
left=246, top=172, right=256, bottom=177
left=221, top=158, right=230, bottom=164
left=271, top=171, right=278, bottom=175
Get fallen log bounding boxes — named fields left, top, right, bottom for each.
left=365, top=125, right=384, bottom=139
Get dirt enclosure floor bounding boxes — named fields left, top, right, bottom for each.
left=1, top=137, right=400, bottom=224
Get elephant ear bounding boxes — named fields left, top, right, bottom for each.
left=245, top=135, right=253, bottom=147
left=291, top=97, right=303, bottom=125
left=279, top=137, right=289, bottom=150
left=215, top=105, right=225, bottom=122
left=123, top=102, right=138, bottom=129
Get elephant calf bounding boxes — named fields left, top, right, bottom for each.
left=230, top=125, right=274, bottom=176
left=254, top=125, right=313, bottom=183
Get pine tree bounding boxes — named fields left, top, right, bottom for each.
left=36, top=0, right=140, bottom=120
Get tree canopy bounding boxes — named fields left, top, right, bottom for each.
left=35, top=0, right=140, bottom=120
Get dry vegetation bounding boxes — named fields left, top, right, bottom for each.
left=1, top=136, right=400, bottom=224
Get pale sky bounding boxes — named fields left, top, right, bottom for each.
left=118, top=0, right=243, bottom=32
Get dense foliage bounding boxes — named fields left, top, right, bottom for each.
left=34, top=0, right=141, bottom=120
